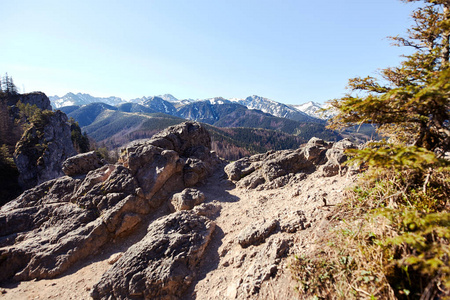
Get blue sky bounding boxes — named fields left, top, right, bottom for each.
left=1, top=0, right=419, bottom=104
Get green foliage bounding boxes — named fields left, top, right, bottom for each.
left=0, top=144, right=15, bottom=168
left=327, top=2, right=450, bottom=152
left=95, top=147, right=118, bottom=164
left=291, top=164, right=449, bottom=299
left=346, top=141, right=449, bottom=172
left=293, top=1, right=450, bottom=298
left=0, top=73, right=18, bottom=95
left=69, top=118, right=90, bottom=153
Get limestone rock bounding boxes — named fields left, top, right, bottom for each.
left=169, top=188, right=205, bottom=212
left=62, top=151, right=106, bottom=176
left=91, top=211, right=215, bottom=300
left=14, top=110, right=77, bottom=189
left=226, top=137, right=353, bottom=189
left=0, top=121, right=219, bottom=282
left=119, top=122, right=218, bottom=200
left=319, top=138, right=356, bottom=177
left=237, top=219, right=279, bottom=248
left=18, top=92, right=52, bottom=111
left=0, top=167, right=143, bottom=282
left=191, top=201, right=222, bottom=218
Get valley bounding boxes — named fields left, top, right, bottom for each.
left=55, top=93, right=374, bottom=161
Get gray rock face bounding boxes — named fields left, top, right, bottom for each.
left=119, top=122, right=219, bottom=201
left=1, top=121, right=219, bottom=283
left=225, top=137, right=354, bottom=189
left=169, top=188, right=206, bottom=212
left=91, top=211, right=215, bottom=300
left=319, top=138, right=356, bottom=177
left=62, top=151, right=106, bottom=176
left=14, top=110, right=77, bottom=189
left=18, top=92, right=52, bottom=111
left=237, top=219, right=279, bottom=248
left=0, top=165, right=144, bottom=282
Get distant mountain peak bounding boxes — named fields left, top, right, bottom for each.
left=49, top=91, right=329, bottom=121
left=156, top=94, right=179, bottom=102
left=50, top=93, right=126, bottom=109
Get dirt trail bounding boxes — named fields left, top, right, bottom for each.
left=1, top=166, right=356, bottom=299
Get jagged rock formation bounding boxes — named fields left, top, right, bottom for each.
left=3, top=92, right=52, bottom=111
left=14, top=110, right=77, bottom=189
left=0, top=122, right=219, bottom=285
left=18, top=92, right=53, bottom=111
left=225, top=138, right=355, bottom=190
left=0, top=126, right=359, bottom=300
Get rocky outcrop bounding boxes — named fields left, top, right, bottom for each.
left=18, top=92, right=52, bottom=111
left=318, top=138, right=356, bottom=177
left=225, top=138, right=355, bottom=189
left=61, top=151, right=106, bottom=176
left=0, top=122, right=219, bottom=285
left=14, top=110, right=77, bottom=189
left=4, top=92, right=52, bottom=111
left=91, top=211, right=215, bottom=299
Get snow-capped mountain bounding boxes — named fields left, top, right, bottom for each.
left=156, top=94, right=179, bottom=103
left=230, top=95, right=319, bottom=123
left=49, top=93, right=125, bottom=109
left=50, top=92, right=331, bottom=122
left=292, top=101, right=333, bottom=120
left=140, top=96, right=177, bottom=115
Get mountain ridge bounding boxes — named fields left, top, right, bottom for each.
left=50, top=92, right=328, bottom=120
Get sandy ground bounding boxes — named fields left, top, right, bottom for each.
left=0, top=166, right=356, bottom=300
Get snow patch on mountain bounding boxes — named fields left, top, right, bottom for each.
left=292, top=101, right=334, bottom=120
left=50, top=93, right=125, bottom=109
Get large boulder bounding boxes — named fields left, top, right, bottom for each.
left=119, top=122, right=219, bottom=201
left=319, top=138, right=356, bottom=176
left=91, top=211, right=215, bottom=300
left=0, top=164, right=144, bottom=282
left=169, top=188, right=206, bottom=212
left=61, top=151, right=106, bottom=176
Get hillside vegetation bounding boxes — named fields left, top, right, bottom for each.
left=292, top=1, right=450, bottom=299
left=64, top=102, right=345, bottom=160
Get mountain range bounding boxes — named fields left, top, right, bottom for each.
left=52, top=93, right=376, bottom=160
left=49, top=93, right=327, bottom=120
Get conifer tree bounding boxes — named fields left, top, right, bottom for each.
left=1, top=73, right=18, bottom=95
left=328, top=0, right=450, bottom=153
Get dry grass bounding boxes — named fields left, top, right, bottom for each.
left=291, top=166, right=450, bottom=300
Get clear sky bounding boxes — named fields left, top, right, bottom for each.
left=1, top=0, right=419, bottom=105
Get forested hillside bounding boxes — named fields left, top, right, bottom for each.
left=63, top=103, right=343, bottom=160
